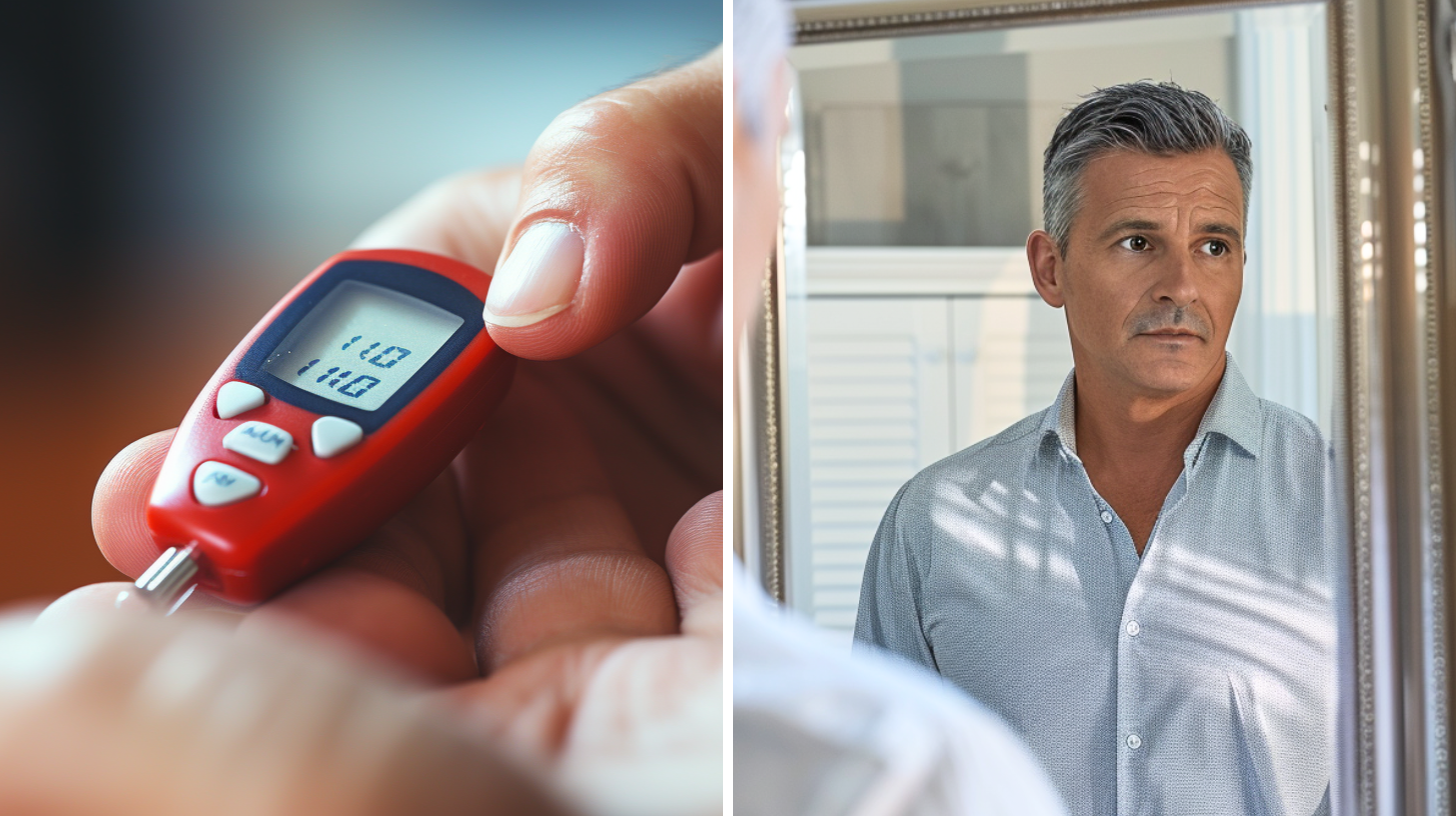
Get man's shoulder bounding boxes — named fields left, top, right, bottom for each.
left=896, top=409, right=1050, bottom=506
left=1253, top=397, right=1329, bottom=456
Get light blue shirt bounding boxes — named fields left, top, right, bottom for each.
left=854, top=356, right=1335, bottom=816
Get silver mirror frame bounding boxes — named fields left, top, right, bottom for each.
left=746, top=0, right=1454, bottom=812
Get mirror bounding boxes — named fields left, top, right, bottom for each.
left=782, top=2, right=1334, bottom=640
left=743, top=0, right=1453, bottom=813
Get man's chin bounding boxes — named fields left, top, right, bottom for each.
left=1121, top=351, right=1223, bottom=397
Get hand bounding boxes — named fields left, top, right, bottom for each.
left=19, top=48, right=723, bottom=816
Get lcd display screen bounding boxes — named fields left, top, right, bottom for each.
left=261, top=280, right=465, bottom=411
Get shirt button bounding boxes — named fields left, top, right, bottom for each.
left=1127, top=733, right=1142, bottom=750
left=1100, top=510, right=1113, bottom=524
left=1126, top=620, right=1141, bottom=637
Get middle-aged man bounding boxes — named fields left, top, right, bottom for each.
left=855, top=81, right=1335, bottom=816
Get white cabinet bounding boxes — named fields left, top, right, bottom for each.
left=791, top=298, right=952, bottom=631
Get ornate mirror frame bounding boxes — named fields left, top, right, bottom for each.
left=745, top=0, right=1455, bottom=811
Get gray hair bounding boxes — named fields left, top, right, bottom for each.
left=1042, top=81, right=1252, bottom=256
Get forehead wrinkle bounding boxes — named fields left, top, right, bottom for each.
left=1175, top=174, right=1242, bottom=205
left=1088, top=156, right=1241, bottom=200
left=1188, top=195, right=1242, bottom=219
left=1107, top=174, right=1237, bottom=201
left=1099, top=191, right=1181, bottom=223
left=1105, top=190, right=1184, bottom=208
left=1099, top=181, right=1240, bottom=218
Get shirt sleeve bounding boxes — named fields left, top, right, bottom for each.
left=853, top=481, right=938, bottom=671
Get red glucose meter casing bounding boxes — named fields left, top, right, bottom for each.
left=145, top=249, right=515, bottom=604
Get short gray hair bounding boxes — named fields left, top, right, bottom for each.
left=1042, top=81, right=1252, bottom=256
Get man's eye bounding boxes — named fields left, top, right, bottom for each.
left=1119, top=236, right=1150, bottom=252
left=1203, top=240, right=1229, bottom=257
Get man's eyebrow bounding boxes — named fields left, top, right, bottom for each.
left=1198, top=222, right=1243, bottom=243
left=1096, top=219, right=1162, bottom=242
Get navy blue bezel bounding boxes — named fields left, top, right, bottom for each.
left=234, top=259, right=484, bottom=434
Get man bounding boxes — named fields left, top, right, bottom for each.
left=855, top=82, right=1334, bottom=816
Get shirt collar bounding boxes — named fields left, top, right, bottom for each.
left=1042, top=371, right=1080, bottom=458
left=1041, top=353, right=1264, bottom=461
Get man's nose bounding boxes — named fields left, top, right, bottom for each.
left=1150, top=248, right=1199, bottom=309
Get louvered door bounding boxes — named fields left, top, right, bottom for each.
left=790, top=298, right=952, bottom=644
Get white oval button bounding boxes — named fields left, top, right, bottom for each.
left=216, top=381, right=266, bottom=419
left=312, top=417, right=364, bottom=458
left=1126, top=620, right=1141, bottom=637
left=1126, top=733, right=1142, bottom=750
left=223, top=421, right=294, bottom=465
left=193, top=461, right=261, bottom=506
left=1100, top=510, right=1113, bottom=524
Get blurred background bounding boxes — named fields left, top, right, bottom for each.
left=0, top=0, right=720, bottom=606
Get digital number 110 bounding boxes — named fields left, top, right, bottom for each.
left=294, top=335, right=413, bottom=399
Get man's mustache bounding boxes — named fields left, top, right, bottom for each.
left=1128, top=306, right=1210, bottom=339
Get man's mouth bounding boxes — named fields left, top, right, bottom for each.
left=1139, top=329, right=1203, bottom=340
left=1128, top=308, right=1211, bottom=340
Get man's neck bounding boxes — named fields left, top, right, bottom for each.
left=1073, top=359, right=1225, bottom=471
left=1072, top=358, right=1226, bottom=556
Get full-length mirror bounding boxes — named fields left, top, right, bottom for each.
left=757, top=3, right=1350, bottom=814
left=781, top=4, right=1335, bottom=640
left=742, top=0, right=1452, bottom=812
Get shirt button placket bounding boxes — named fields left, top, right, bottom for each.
left=1118, top=605, right=1143, bottom=815
left=1118, top=720, right=1146, bottom=816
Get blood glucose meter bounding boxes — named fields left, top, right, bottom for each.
left=134, top=249, right=514, bottom=608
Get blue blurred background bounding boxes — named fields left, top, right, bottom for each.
left=0, top=0, right=720, bottom=604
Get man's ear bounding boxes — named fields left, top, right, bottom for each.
left=1027, top=230, right=1066, bottom=309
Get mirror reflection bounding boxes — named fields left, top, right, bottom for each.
left=778, top=5, right=1337, bottom=814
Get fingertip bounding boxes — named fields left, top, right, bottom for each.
left=482, top=316, right=593, bottom=361
left=91, top=430, right=175, bottom=579
left=664, top=491, right=723, bottom=617
left=483, top=303, right=570, bottom=330
left=32, top=582, right=245, bottom=629
left=33, top=583, right=149, bottom=629
left=479, top=215, right=616, bottom=361
left=483, top=220, right=583, bottom=330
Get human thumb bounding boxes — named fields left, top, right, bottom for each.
left=482, top=48, right=722, bottom=360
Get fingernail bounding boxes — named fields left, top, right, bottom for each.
left=484, top=221, right=584, bottom=328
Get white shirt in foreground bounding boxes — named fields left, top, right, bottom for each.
left=733, top=563, right=1068, bottom=816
